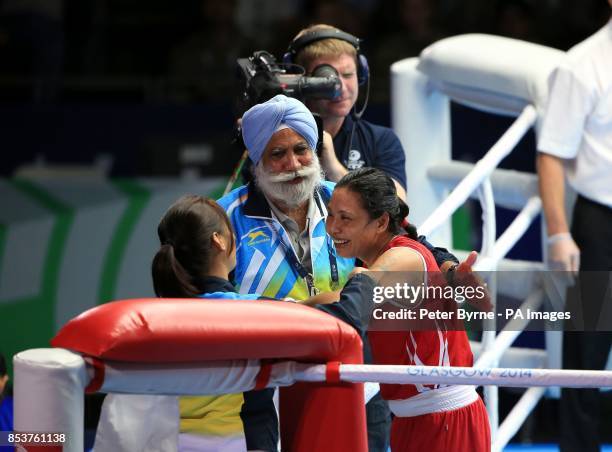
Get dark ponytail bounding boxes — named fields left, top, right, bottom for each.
left=152, top=243, right=199, bottom=298
left=336, top=167, right=418, bottom=240
left=151, top=195, right=234, bottom=298
left=397, top=197, right=418, bottom=240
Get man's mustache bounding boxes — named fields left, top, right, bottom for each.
left=265, top=165, right=319, bottom=183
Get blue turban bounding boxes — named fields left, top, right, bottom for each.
left=242, top=94, right=318, bottom=164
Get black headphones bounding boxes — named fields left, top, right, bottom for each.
left=283, top=29, right=370, bottom=86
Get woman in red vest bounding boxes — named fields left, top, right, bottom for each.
left=325, top=167, right=490, bottom=451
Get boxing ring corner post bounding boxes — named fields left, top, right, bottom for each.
left=390, top=56, right=452, bottom=249
left=14, top=348, right=88, bottom=452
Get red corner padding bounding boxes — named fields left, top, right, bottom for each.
left=51, top=298, right=367, bottom=452
left=51, top=298, right=362, bottom=363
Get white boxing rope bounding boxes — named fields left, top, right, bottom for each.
left=100, top=359, right=261, bottom=395
left=477, top=177, right=500, bottom=434
left=98, top=359, right=301, bottom=395
left=295, top=364, right=612, bottom=389
left=475, top=196, right=543, bottom=272
left=478, top=178, right=496, bottom=258
left=428, top=161, right=539, bottom=211
left=419, top=104, right=537, bottom=237
left=480, top=280, right=500, bottom=432
left=87, top=359, right=612, bottom=393
left=92, top=360, right=612, bottom=393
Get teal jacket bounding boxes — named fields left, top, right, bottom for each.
left=217, top=181, right=355, bottom=300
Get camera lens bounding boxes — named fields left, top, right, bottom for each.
left=311, top=64, right=339, bottom=79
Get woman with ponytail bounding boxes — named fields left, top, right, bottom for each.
left=152, top=195, right=238, bottom=300
left=326, top=168, right=490, bottom=452
left=151, top=195, right=263, bottom=451
left=149, top=194, right=377, bottom=452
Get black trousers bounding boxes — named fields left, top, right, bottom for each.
left=363, top=339, right=392, bottom=452
left=366, top=392, right=392, bottom=452
left=560, top=195, right=612, bottom=452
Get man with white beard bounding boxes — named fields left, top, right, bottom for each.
left=253, top=150, right=323, bottom=215
left=219, top=94, right=460, bottom=303
left=218, top=94, right=355, bottom=303
left=217, top=95, right=357, bottom=452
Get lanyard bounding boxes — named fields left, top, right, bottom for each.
left=313, top=189, right=339, bottom=288
left=267, top=190, right=339, bottom=297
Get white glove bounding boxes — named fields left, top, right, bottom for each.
left=547, top=233, right=580, bottom=274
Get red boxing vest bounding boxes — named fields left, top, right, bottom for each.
left=368, top=235, right=474, bottom=401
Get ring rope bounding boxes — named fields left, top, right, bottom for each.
left=295, top=363, right=612, bottom=388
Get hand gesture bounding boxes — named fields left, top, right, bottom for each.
left=451, top=251, right=492, bottom=311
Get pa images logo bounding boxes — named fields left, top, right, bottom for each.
left=247, top=230, right=270, bottom=246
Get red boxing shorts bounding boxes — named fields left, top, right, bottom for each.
left=390, top=396, right=490, bottom=452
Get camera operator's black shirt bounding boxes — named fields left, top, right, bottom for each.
left=334, top=116, right=458, bottom=266
left=333, top=114, right=407, bottom=190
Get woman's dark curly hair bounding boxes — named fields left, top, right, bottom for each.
left=335, top=167, right=418, bottom=239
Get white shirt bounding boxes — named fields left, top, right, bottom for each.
left=267, top=195, right=316, bottom=272
left=537, top=18, right=612, bottom=208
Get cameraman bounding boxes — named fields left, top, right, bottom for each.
left=229, top=24, right=461, bottom=452
left=285, top=24, right=407, bottom=200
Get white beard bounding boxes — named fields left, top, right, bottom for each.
left=254, top=154, right=324, bottom=209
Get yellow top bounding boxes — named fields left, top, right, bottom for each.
left=179, top=394, right=245, bottom=436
